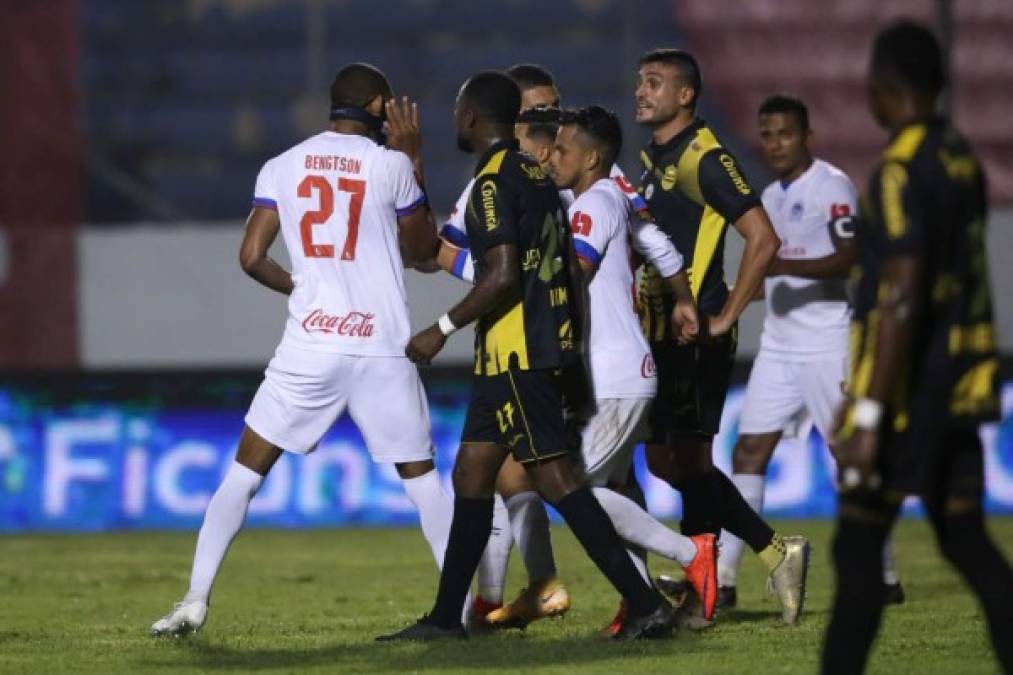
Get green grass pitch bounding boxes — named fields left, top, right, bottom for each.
left=2, top=517, right=1010, bottom=674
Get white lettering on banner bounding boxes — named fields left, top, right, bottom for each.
left=43, top=418, right=117, bottom=516
left=298, top=442, right=368, bottom=514
left=249, top=454, right=291, bottom=514
left=154, top=442, right=217, bottom=515
left=123, top=447, right=148, bottom=517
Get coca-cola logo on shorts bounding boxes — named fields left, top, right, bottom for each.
left=302, top=309, right=375, bottom=337
left=641, top=353, right=656, bottom=378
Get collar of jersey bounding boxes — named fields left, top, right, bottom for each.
left=649, top=117, right=706, bottom=156
left=473, top=138, right=520, bottom=176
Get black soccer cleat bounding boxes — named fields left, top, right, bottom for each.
left=716, top=585, right=738, bottom=610
left=884, top=582, right=906, bottom=606
left=655, top=575, right=689, bottom=603
left=612, top=599, right=676, bottom=640
left=376, top=616, right=468, bottom=642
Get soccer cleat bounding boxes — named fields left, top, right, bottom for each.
left=767, top=534, right=810, bottom=624
left=612, top=598, right=676, bottom=640
left=655, top=575, right=689, bottom=604
left=600, top=600, right=627, bottom=638
left=376, top=616, right=467, bottom=642
left=716, top=585, right=737, bottom=610
left=682, top=533, right=718, bottom=621
left=483, top=576, right=570, bottom=629
left=465, top=595, right=502, bottom=632
left=150, top=599, right=208, bottom=637
left=672, top=587, right=715, bottom=631
left=884, top=582, right=906, bottom=606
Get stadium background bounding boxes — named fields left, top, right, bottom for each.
left=1, top=0, right=1011, bottom=531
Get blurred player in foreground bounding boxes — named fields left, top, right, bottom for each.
left=821, top=21, right=1013, bottom=674
left=379, top=71, right=675, bottom=642
left=716, top=94, right=902, bottom=608
left=151, top=63, right=454, bottom=636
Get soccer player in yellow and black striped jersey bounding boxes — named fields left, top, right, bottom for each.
left=821, top=21, right=1013, bottom=675
left=383, top=71, right=675, bottom=642
left=633, top=48, right=812, bottom=624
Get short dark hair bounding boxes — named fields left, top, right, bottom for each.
left=460, top=71, right=521, bottom=125
left=871, top=19, right=945, bottom=98
left=517, top=106, right=561, bottom=144
left=506, top=63, right=555, bottom=90
left=639, top=48, right=702, bottom=108
left=758, top=94, right=810, bottom=131
left=559, top=106, right=623, bottom=168
left=330, top=62, right=392, bottom=107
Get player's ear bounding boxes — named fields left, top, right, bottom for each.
left=584, top=148, right=600, bottom=173
left=535, top=143, right=552, bottom=167
left=364, top=93, right=385, bottom=116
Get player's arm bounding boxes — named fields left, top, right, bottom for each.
left=629, top=218, right=697, bottom=342
left=239, top=206, right=293, bottom=295
left=406, top=243, right=518, bottom=365
left=698, top=150, right=780, bottom=336
left=836, top=161, right=926, bottom=489
left=770, top=189, right=858, bottom=279
left=397, top=205, right=440, bottom=267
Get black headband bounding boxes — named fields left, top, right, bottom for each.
left=329, top=105, right=384, bottom=132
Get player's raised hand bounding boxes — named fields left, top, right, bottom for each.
left=672, top=299, right=699, bottom=345
left=384, top=96, right=422, bottom=163
left=405, top=323, right=446, bottom=365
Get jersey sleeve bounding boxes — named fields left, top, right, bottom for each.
left=468, top=174, right=518, bottom=253
left=387, top=151, right=427, bottom=217
left=568, top=192, right=613, bottom=269
left=440, top=181, right=472, bottom=249
left=630, top=219, right=684, bottom=277
left=820, top=174, right=859, bottom=249
left=698, top=150, right=762, bottom=223
left=874, top=161, right=928, bottom=257
left=609, top=163, right=649, bottom=213
left=252, top=159, right=279, bottom=210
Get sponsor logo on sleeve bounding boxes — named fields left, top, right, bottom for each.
left=718, top=153, right=752, bottom=195
left=480, top=180, right=498, bottom=231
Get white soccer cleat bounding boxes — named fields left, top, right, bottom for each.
left=150, top=599, right=208, bottom=637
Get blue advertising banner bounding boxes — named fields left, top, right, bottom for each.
left=1, top=378, right=1011, bottom=532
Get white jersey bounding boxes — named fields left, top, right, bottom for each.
left=759, top=159, right=856, bottom=361
left=253, top=131, right=426, bottom=357
left=570, top=178, right=662, bottom=400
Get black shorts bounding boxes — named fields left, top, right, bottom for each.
left=461, top=368, right=569, bottom=464
left=647, top=326, right=738, bottom=442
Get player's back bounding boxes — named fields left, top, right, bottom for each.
left=570, top=179, right=654, bottom=399
left=464, top=140, right=578, bottom=375
left=253, top=131, right=425, bottom=357
left=855, top=118, right=997, bottom=426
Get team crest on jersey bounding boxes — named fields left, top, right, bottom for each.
left=790, top=202, right=804, bottom=221
left=661, top=165, right=678, bottom=191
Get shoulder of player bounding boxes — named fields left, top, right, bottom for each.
left=810, top=160, right=857, bottom=197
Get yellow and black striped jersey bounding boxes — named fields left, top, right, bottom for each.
left=636, top=118, right=761, bottom=341
left=851, top=118, right=998, bottom=427
left=465, top=139, right=579, bottom=376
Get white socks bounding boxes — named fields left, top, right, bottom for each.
left=185, top=461, right=263, bottom=603
left=505, top=491, right=557, bottom=583
left=476, top=494, right=513, bottom=603
left=882, top=537, right=900, bottom=585
left=591, top=487, right=697, bottom=567
left=401, top=469, right=454, bottom=570
left=717, top=473, right=765, bottom=588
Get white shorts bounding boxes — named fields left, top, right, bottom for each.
left=576, top=398, right=652, bottom=486
left=738, top=352, right=847, bottom=439
left=245, top=343, right=434, bottom=463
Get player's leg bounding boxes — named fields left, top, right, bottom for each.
left=923, top=430, right=1013, bottom=672
left=802, top=356, right=905, bottom=600
left=483, top=456, right=569, bottom=628
left=820, top=490, right=900, bottom=674
left=347, top=357, right=454, bottom=571
left=471, top=493, right=511, bottom=620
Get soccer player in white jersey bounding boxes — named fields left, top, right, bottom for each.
left=716, top=95, right=901, bottom=608
left=150, top=63, right=455, bottom=636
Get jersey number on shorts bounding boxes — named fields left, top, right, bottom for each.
left=297, top=175, right=366, bottom=261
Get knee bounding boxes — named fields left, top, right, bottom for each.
left=452, top=455, right=495, bottom=499
left=394, top=459, right=435, bottom=480
left=732, top=435, right=773, bottom=474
